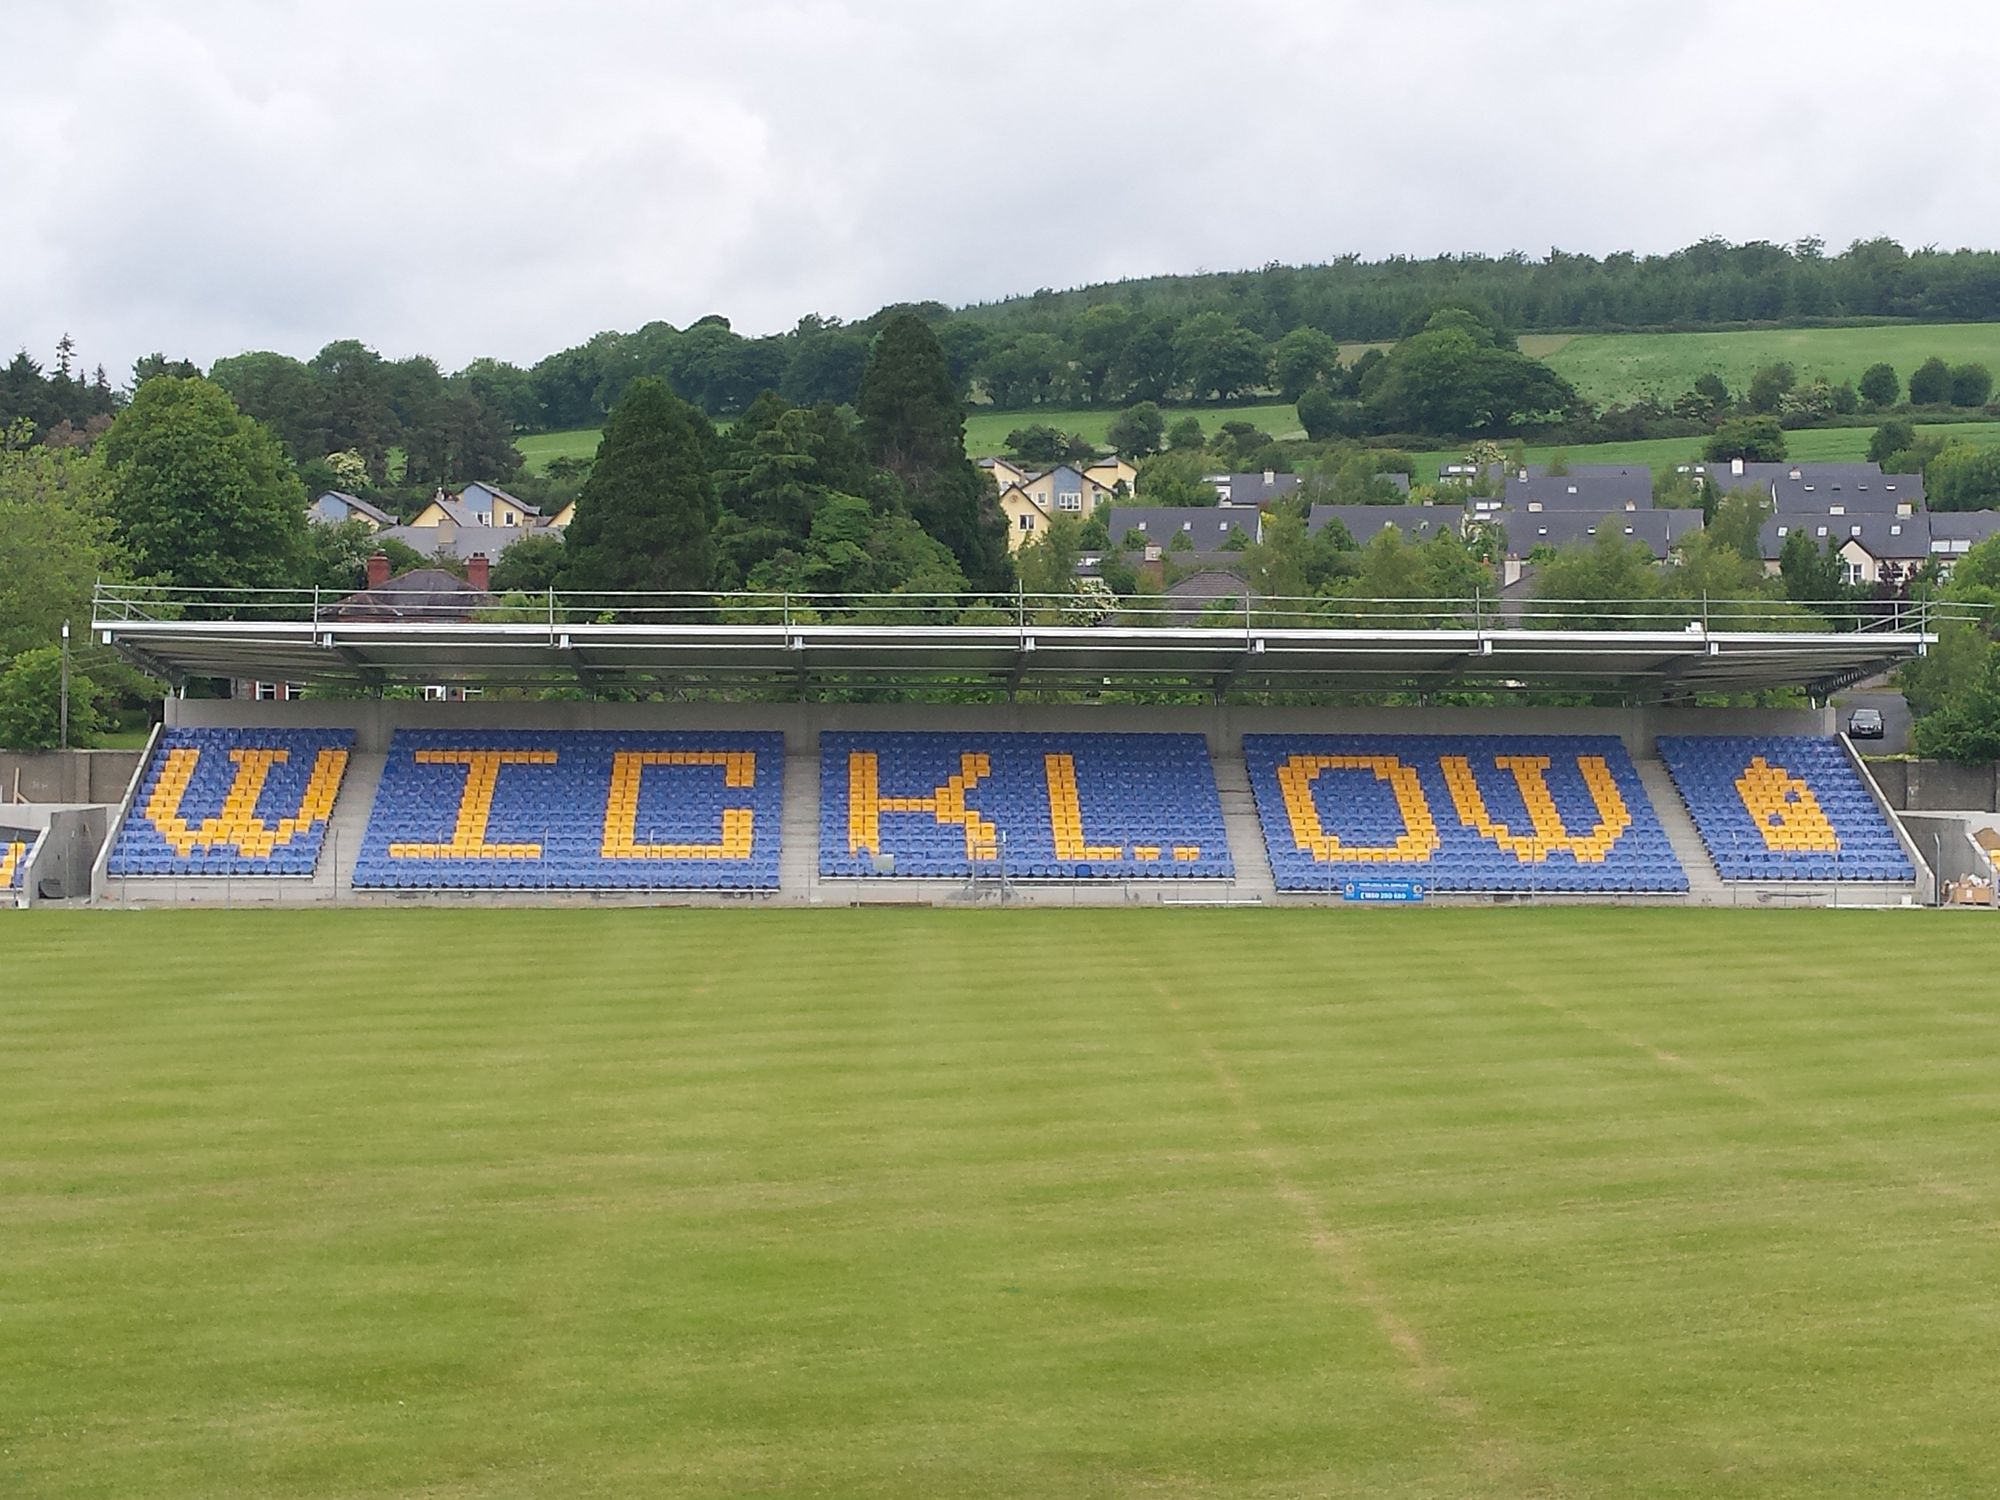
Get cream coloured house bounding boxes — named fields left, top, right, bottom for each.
left=996, top=462, right=1131, bottom=549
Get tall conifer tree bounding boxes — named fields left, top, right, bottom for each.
left=562, top=377, right=717, bottom=593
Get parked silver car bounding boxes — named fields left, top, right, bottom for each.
left=1847, top=707, right=1885, bottom=740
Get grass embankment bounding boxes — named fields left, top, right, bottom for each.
left=515, top=322, right=2000, bottom=477
left=4, top=907, right=1998, bottom=1497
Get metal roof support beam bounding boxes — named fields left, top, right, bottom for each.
left=1008, top=636, right=1035, bottom=699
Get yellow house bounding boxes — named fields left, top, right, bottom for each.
left=545, top=500, right=575, bottom=529
left=997, top=463, right=1126, bottom=550
left=408, top=482, right=544, bottom=530
left=1084, top=456, right=1138, bottom=492
left=980, top=457, right=1037, bottom=490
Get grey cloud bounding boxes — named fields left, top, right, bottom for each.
left=3, top=0, right=1995, bottom=379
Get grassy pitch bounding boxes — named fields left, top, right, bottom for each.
left=4, top=908, right=1999, bottom=1498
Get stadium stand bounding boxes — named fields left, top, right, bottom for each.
left=353, top=729, right=784, bottom=890
left=3, top=831, right=30, bottom=892
left=1656, top=736, right=1914, bottom=882
left=1244, top=734, right=1688, bottom=894
left=820, top=731, right=1233, bottom=879
left=107, top=729, right=353, bottom=876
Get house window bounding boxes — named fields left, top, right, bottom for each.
left=1842, top=562, right=1865, bottom=586
left=1018, top=514, right=1035, bottom=531
left=1776, top=526, right=1789, bottom=537
left=1816, top=527, right=1828, bottom=537
left=1057, top=490, right=1082, bottom=511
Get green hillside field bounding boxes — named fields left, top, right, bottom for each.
left=1408, top=419, right=2000, bottom=485
left=4, top=907, right=1998, bottom=1498
left=511, top=323, right=2000, bottom=475
left=1542, top=323, right=2000, bottom=405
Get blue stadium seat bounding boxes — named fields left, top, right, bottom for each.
left=107, top=729, right=354, bottom=877
left=1243, top=734, right=1688, bottom=895
left=1657, top=736, right=1913, bottom=882
left=2, top=829, right=31, bottom=892
left=353, top=730, right=784, bottom=891
left=819, top=731, right=1233, bottom=879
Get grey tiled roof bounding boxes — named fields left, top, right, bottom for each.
left=1927, top=511, right=2000, bottom=545
left=334, top=570, right=498, bottom=621
left=1306, top=504, right=1463, bottom=544
left=1205, top=472, right=1303, bottom=507
left=1108, top=507, right=1257, bottom=551
left=1503, top=474, right=1653, bottom=510
left=1771, top=473, right=1923, bottom=512
left=311, top=490, right=396, bottom=527
left=1499, top=508, right=1703, bottom=559
left=1760, top=512, right=1928, bottom=560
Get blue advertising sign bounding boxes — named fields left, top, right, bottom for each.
left=1340, top=878, right=1427, bottom=903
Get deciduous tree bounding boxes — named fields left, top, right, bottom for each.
left=1105, top=402, right=1166, bottom=457
left=1908, top=355, right=1952, bottom=405
left=1948, top=362, right=1993, bottom=407
left=1704, top=416, right=1787, bottom=463
left=1858, top=362, right=1899, bottom=408
left=101, top=377, right=306, bottom=592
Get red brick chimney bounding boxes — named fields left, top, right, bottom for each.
left=466, top=553, right=490, bottom=592
left=366, top=551, right=392, bottom=589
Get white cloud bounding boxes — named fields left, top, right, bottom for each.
left=3, top=0, right=1995, bottom=380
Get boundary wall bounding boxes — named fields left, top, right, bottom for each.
left=1, top=749, right=143, bottom=805
left=1869, top=760, right=2000, bottom=813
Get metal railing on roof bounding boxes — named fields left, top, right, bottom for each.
left=88, top=582, right=1987, bottom=636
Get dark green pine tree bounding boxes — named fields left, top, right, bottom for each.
left=857, top=313, right=1009, bottom=589
left=562, top=377, right=718, bottom=593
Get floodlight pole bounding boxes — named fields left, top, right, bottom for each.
left=59, top=619, right=70, bottom=750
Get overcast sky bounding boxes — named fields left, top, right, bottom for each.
left=5, top=0, right=1996, bottom=380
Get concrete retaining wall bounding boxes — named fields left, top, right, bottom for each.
left=1867, top=760, right=2000, bottom=812
left=166, top=698, right=1833, bottom=757
left=0, top=749, right=143, bottom=805
left=21, top=807, right=108, bottom=903
left=1902, top=815, right=1998, bottom=906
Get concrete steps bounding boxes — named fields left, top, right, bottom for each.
left=1635, top=758, right=1726, bottom=901
left=312, top=750, right=385, bottom=901
left=778, top=752, right=821, bottom=901
left=1211, top=753, right=1276, bottom=903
